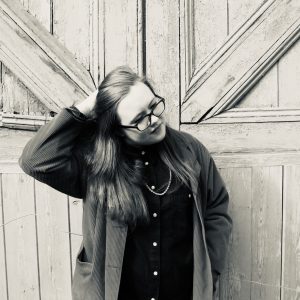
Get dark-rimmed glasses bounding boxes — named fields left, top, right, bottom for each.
left=120, top=96, right=165, bottom=132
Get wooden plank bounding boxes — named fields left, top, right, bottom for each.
left=69, top=197, right=83, bottom=275
left=234, top=65, right=278, bottom=109
left=53, top=0, right=90, bottom=69
left=193, top=0, right=227, bottom=70
left=2, top=173, right=39, bottom=299
left=180, top=0, right=227, bottom=107
left=250, top=166, right=282, bottom=300
left=35, top=180, right=72, bottom=299
left=2, top=65, right=29, bottom=114
left=0, top=0, right=95, bottom=112
left=181, top=0, right=300, bottom=122
left=199, top=108, right=300, bottom=124
left=181, top=121, right=300, bottom=154
left=213, top=152, right=300, bottom=168
left=219, top=167, right=252, bottom=299
left=228, top=0, right=278, bottom=110
left=228, top=0, right=265, bottom=34
left=104, top=0, right=139, bottom=73
left=282, top=165, right=300, bottom=299
left=21, top=0, right=51, bottom=31
left=2, top=63, right=51, bottom=117
left=146, top=0, right=180, bottom=129
left=279, top=38, right=300, bottom=107
left=0, top=175, right=8, bottom=300
left=1, top=112, right=53, bottom=131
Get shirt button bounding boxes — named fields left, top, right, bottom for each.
left=153, top=212, right=158, bottom=218
left=141, top=151, right=146, bottom=155
left=153, top=271, right=158, bottom=276
left=151, top=185, right=155, bottom=190
left=151, top=298, right=155, bottom=300
left=153, top=242, right=158, bottom=246
left=188, top=193, right=192, bottom=198
left=145, top=161, right=149, bottom=166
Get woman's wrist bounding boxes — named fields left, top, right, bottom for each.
left=74, top=89, right=98, bottom=118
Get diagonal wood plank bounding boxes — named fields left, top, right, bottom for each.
left=181, top=0, right=300, bottom=123
left=0, top=0, right=95, bottom=112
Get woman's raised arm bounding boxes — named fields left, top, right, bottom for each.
left=18, top=90, right=98, bottom=199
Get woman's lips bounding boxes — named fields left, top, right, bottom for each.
left=151, top=123, right=161, bottom=133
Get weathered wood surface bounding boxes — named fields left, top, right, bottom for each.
left=0, top=0, right=95, bottom=112
left=104, top=0, right=140, bottom=74
left=282, top=165, right=300, bottom=300
left=219, top=167, right=282, bottom=300
left=182, top=121, right=300, bottom=154
left=35, top=180, right=72, bottom=299
left=2, top=174, right=39, bottom=299
left=279, top=38, right=300, bottom=107
left=146, top=0, right=180, bottom=129
left=181, top=0, right=300, bottom=122
left=0, top=175, right=7, bottom=299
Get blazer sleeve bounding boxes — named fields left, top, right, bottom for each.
left=18, top=107, right=92, bottom=199
left=198, top=143, right=233, bottom=288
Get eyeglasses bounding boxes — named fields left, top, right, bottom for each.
left=120, top=96, right=165, bottom=132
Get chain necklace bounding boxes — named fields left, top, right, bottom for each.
left=145, top=169, right=172, bottom=196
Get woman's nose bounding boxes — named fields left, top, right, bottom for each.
left=150, top=114, right=159, bottom=124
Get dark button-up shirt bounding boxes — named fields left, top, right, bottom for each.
left=117, top=142, right=194, bottom=300
left=66, top=106, right=194, bottom=299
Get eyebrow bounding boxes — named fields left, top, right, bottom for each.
left=129, top=96, right=158, bottom=124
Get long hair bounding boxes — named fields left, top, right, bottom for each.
left=79, top=66, right=198, bottom=228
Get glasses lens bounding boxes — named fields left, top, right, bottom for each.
left=152, top=100, right=165, bottom=117
left=137, top=116, right=151, bottom=131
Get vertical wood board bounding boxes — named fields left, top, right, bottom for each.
left=0, top=175, right=8, bottom=299
left=146, top=0, right=180, bottom=129
left=104, top=0, right=139, bottom=74
left=35, top=180, right=72, bottom=299
left=2, top=173, right=39, bottom=300
left=282, top=165, right=300, bottom=300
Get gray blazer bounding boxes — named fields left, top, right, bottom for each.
left=19, top=109, right=233, bottom=300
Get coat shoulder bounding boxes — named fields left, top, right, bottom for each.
left=167, top=127, right=207, bottom=154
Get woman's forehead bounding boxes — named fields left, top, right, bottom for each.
left=117, top=82, right=155, bottom=123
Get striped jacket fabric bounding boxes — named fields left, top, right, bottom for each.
left=18, top=108, right=233, bottom=300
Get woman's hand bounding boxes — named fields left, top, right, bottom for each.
left=75, top=89, right=98, bottom=119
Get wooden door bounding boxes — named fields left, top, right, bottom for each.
left=180, top=1, right=300, bottom=299
left=0, top=0, right=299, bottom=299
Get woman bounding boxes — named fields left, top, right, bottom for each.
left=19, top=65, right=232, bottom=300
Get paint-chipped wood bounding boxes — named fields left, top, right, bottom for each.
left=0, top=175, right=7, bottom=300
left=279, top=38, right=300, bottom=107
left=182, top=121, right=300, bottom=154
left=181, top=0, right=300, bottom=122
left=228, top=0, right=266, bottom=34
left=53, top=0, right=90, bottom=69
left=104, top=0, right=139, bottom=73
left=21, top=0, right=51, bottom=32
left=0, top=0, right=95, bottom=112
left=146, top=0, right=180, bottom=129
left=1, top=65, right=50, bottom=116
left=194, top=0, right=227, bottom=70
left=199, top=108, right=300, bottom=124
left=35, top=180, right=72, bottom=299
left=2, top=173, right=39, bottom=299
left=250, top=166, right=282, bottom=300
left=219, top=167, right=252, bottom=299
left=282, top=165, right=300, bottom=300
left=234, top=65, right=278, bottom=109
